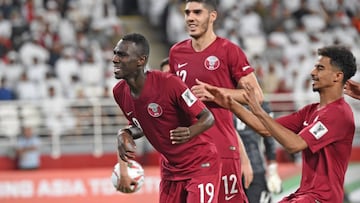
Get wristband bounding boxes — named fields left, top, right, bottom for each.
left=121, top=126, right=143, bottom=139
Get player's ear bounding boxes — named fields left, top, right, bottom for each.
left=137, top=55, right=147, bottom=66
left=210, top=10, right=217, bottom=23
left=334, top=71, right=343, bottom=83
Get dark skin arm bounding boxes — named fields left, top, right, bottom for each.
left=117, top=126, right=144, bottom=162
left=117, top=108, right=214, bottom=160
left=205, top=83, right=307, bottom=153
left=345, top=79, right=360, bottom=100
left=243, top=83, right=307, bottom=154
left=116, top=108, right=214, bottom=193
left=170, top=108, right=214, bottom=144
left=205, top=84, right=270, bottom=136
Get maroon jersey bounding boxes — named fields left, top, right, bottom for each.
left=113, top=70, right=219, bottom=181
left=169, top=37, right=254, bottom=159
left=277, top=98, right=354, bottom=202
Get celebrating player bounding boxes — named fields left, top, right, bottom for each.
left=206, top=45, right=357, bottom=203
left=169, top=0, right=264, bottom=202
left=112, top=33, right=221, bottom=203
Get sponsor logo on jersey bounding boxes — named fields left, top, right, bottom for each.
left=309, top=121, right=328, bottom=140
left=177, top=63, right=188, bottom=69
left=204, top=56, right=220, bottom=70
left=181, top=88, right=197, bottom=107
left=225, top=194, right=236, bottom=201
left=147, top=103, right=163, bottom=117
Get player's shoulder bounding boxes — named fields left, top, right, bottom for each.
left=113, top=79, right=127, bottom=92
left=215, top=36, right=243, bottom=50
left=170, top=39, right=192, bottom=51
left=146, top=70, right=179, bottom=82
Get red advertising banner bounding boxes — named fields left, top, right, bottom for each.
left=0, top=167, right=161, bottom=203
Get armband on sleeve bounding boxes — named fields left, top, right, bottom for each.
left=122, top=126, right=144, bottom=139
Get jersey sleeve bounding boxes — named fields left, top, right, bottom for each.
left=298, top=108, right=353, bottom=153
left=276, top=111, right=305, bottom=134
left=227, top=43, right=254, bottom=83
left=166, top=74, right=206, bottom=118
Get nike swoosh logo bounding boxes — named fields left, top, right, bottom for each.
left=177, top=63, right=188, bottom=69
left=303, top=121, right=309, bottom=126
left=242, top=65, right=251, bottom=71
left=225, top=195, right=236, bottom=201
left=126, top=111, right=133, bottom=116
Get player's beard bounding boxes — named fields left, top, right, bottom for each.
left=189, top=16, right=211, bottom=39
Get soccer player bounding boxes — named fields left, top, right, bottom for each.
left=234, top=102, right=282, bottom=203
left=206, top=45, right=357, bottom=203
left=112, top=33, right=221, bottom=203
left=345, top=79, right=360, bottom=100
left=169, top=0, right=264, bottom=202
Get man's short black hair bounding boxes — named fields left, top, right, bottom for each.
left=122, top=33, right=150, bottom=58
left=186, top=0, right=218, bottom=11
left=318, top=45, right=357, bottom=83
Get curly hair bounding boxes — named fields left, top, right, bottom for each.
left=317, top=45, right=357, bottom=83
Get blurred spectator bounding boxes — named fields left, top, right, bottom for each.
left=15, top=125, right=41, bottom=170
left=159, top=57, right=169, bottom=72
left=16, top=71, right=40, bottom=100
left=262, top=63, right=280, bottom=94
left=54, top=46, right=80, bottom=90
left=18, top=36, right=49, bottom=66
left=42, top=86, right=76, bottom=136
left=0, top=77, right=15, bottom=100
left=2, top=51, right=23, bottom=90
left=26, top=56, right=50, bottom=84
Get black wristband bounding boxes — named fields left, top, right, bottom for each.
left=122, top=126, right=143, bottom=139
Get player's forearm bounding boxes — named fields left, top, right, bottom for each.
left=121, top=125, right=144, bottom=139
left=189, top=108, right=214, bottom=137
left=255, top=112, right=307, bottom=154
left=230, top=101, right=270, bottom=136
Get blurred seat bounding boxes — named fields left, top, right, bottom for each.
left=19, top=104, right=43, bottom=128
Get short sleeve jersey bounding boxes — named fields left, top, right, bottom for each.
left=276, top=98, right=354, bottom=202
left=113, top=70, right=219, bottom=180
left=169, top=37, right=254, bottom=158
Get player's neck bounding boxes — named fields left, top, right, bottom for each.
left=126, top=70, right=146, bottom=98
left=191, top=32, right=217, bottom=52
left=318, top=87, right=343, bottom=107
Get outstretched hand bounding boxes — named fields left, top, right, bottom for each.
left=204, top=83, right=235, bottom=110
left=243, top=83, right=263, bottom=116
left=345, top=79, right=360, bottom=100
left=117, top=129, right=136, bottom=162
left=191, top=79, right=215, bottom=101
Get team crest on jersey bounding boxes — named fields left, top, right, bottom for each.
left=147, top=103, right=163, bottom=117
left=204, top=56, right=220, bottom=70
left=309, top=121, right=328, bottom=140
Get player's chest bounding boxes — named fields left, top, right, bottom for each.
left=173, top=54, right=230, bottom=84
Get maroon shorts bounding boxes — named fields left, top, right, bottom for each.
left=218, top=158, right=248, bottom=203
left=159, top=172, right=221, bottom=203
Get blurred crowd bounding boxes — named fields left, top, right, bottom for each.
left=0, top=0, right=126, bottom=102
left=1, top=0, right=360, bottom=137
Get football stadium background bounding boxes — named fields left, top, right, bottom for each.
left=0, top=1, right=359, bottom=202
